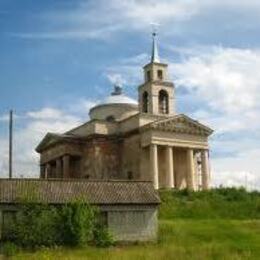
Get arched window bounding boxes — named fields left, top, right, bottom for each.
left=159, top=90, right=169, bottom=114
left=142, top=91, right=149, bottom=113
left=146, top=71, right=151, bottom=81
left=157, top=70, right=163, bottom=80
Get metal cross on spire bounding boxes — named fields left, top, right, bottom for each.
left=151, top=23, right=160, bottom=63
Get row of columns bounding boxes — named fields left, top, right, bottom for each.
left=41, top=155, right=70, bottom=179
left=150, top=144, right=210, bottom=190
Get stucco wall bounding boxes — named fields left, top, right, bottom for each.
left=82, top=138, right=121, bottom=179
left=107, top=206, right=158, bottom=242
left=140, top=146, right=150, bottom=181
left=121, top=134, right=142, bottom=179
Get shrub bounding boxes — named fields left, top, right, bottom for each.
left=1, top=242, right=19, bottom=257
left=10, top=204, right=61, bottom=248
left=93, top=223, right=114, bottom=247
left=58, top=199, right=97, bottom=246
left=2, top=198, right=107, bottom=249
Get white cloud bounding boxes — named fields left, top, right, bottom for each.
left=9, top=0, right=260, bottom=40
left=212, top=148, right=260, bottom=191
left=170, top=46, right=260, bottom=190
left=172, top=47, right=260, bottom=114
left=27, top=108, right=63, bottom=120
left=106, top=73, right=126, bottom=87
left=0, top=105, right=89, bottom=178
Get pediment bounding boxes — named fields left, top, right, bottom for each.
left=35, top=133, right=60, bottom=153
left=146, top=114, right=213, bottom=136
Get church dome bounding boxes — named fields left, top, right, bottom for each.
left=89, top=85, right=138, bottom=122
left=103, top=94, right=138, bottom=105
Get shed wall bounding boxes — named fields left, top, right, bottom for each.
left=107, top=206, right=158, bottom=242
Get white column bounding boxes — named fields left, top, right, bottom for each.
left=150, top=144, right=159, bottom=189
left=165, top=146, right=174, bottom=188
left=187, top=149, right=195, bottom=191
left=201, top=150, right=210, bottom=190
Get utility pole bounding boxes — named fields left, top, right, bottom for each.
left=9, top=110, right=13, bottom=179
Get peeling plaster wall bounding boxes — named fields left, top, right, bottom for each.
left=121, top=135, right=142, bottom=180
left=82, top=138, right=121, bottom=179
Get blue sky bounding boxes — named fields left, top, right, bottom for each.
left=0, top=0, right=260, bottom=189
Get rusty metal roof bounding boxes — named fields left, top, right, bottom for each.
left=0, top=179, right=160, bottom=205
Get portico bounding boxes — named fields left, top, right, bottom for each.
left=141, top=114, right=213, bottom=190
left=40, top=153, right=82, bottom=179
left=149, top=144, right=210, bottom=190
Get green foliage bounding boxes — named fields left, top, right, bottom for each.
left=0, top=242, right=19, bottom=257
left=3, top=198, right=112, bottom=250
left=58, top=199, right=97, bottom=246
left=93, top=223, right=114, bottom=247
left=6, top=204, right=61, bottom=248
left=10, top=220, right=260, bottom=260
left=159, top=187, right=260, bottom=220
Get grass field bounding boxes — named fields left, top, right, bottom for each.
left=3, top=188, right=260, bottom=260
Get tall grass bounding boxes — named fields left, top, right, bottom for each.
left=159, top=187, right=260, bottom=220
left=5, top=188, right=260, bottom=260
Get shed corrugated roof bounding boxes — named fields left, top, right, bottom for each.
left=0, top=179, right=160, bottom=205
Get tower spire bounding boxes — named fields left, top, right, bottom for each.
left=151, top=27, right=160, bottom=63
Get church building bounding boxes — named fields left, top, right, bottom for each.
left=36, top=33, right=213, bottom=190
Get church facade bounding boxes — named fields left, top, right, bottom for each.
left=36, top=34, right=213, bottom=190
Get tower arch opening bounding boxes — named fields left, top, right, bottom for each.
left=142, top=91, right=149, bottom=113
left=158, top=90, right=169, bottom=114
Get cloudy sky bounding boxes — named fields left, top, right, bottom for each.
left=0, top=0, right=260, bottom=189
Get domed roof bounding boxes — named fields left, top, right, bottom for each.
left=89, top=85, right=138, bottom=121
left=102, top=85, right=137, bottom=105
left=103, top=94, right=138, bottom=105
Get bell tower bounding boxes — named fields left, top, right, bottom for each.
left=138, top=31, right=175, bottom=115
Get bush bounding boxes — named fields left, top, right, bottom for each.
left=93, top=223, right=114, bottom=247
left=2, top=198, right=111, bottom=249
left=9, top=204, right=61, bottom=248
left=1, top=242, right=19, bottom=257
left=58, top=200, right=97, bottom=246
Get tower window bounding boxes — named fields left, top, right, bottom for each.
left=157, top=70, right=163, bottom=80
left=142, top=91, right=149, bottom=113
left=146, top=71, right=151, bottom=81
left=159, top=90, right=169, bottom=114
